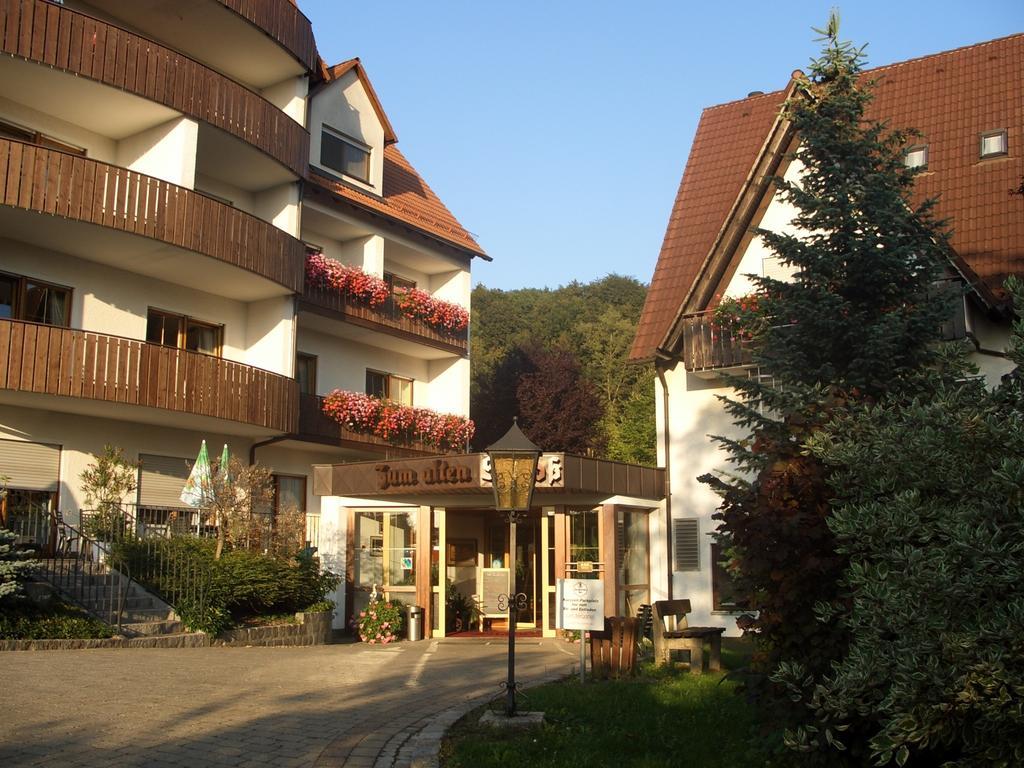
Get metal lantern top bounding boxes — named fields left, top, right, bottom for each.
left=485, top=418, right=541, bottom=514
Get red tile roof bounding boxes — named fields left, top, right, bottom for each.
left=309, top=145, right=488, bottom=260
left=631, top=33, right=1024, bottom=362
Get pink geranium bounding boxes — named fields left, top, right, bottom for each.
left=394, top=287, right=470, bottom=335
left=322, top=390, right=475, bottom=451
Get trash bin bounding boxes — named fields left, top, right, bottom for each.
left=406, top=605, right=424, bottom=641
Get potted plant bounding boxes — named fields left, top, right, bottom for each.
left=355, top=596, right=404, bottom=644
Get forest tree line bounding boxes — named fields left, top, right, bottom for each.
left=469, top=274, right=656, bottom=465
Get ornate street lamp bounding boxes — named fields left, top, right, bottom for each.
left=486, top=418, right=541, bottom=717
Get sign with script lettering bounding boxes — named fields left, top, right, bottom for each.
left=556, top=578, right=605, bottom=631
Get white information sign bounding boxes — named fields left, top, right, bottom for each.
left=556, top=578, right=605, bottom=631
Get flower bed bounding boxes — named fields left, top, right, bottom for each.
left=322, top=390, right=474, bottom=451
left=305, top=253, right=469, bottom=335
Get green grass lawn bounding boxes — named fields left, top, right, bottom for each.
left=441, top=639, right=775, bottom=768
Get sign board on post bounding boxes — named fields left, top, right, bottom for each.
left=556, top=578, right=605, bottom=631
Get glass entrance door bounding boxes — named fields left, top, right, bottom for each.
left=485, top=514, right=541, bottom=629
left=514, top=516, right=540, bottom=626
left=617, top=509, right=651, bottom=617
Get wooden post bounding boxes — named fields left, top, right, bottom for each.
left=600, top=504, right=617, bottom=616
left=416, top=505, right=432, bottom=638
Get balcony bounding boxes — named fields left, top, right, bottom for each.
left=297, top=394, right=437, bottom=457
left=215, top=0, right=317, bottom=72
left=0, top=319, right=298, bottom=433
left=677, top=311, right=754, bottom=374
left=0, top=0, right=308, bottom=177
left=0, top=138, right=305, bottom=295
left=300, top=285, right=469, bottom=357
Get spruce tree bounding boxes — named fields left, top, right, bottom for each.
left=702, top=14, right=954, bottom=759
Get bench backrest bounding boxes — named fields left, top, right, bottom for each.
left=653, top=599, right=691, bottom=633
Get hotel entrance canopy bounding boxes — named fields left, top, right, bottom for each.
left=313, top=452, right=665, bottom=507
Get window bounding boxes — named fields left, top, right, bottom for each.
left=980, top=129, right=1008, bottom=159
left=904, top=145, right=928, bottom=170
left=366, top=369, right=413, bottom=405
left=0, top=118, right=85, bottom=155
left=0, top=272, right=71, bottom=327
left=273, top=474, right=306, bottom=515
left=146, top=308, right=222, bottom=356
left=296, top=353, right=317, bottom=396
left=354, top=510, right=418, bottom=617
left=384, top=272, right=416, bottom=293
left=711, top=542, right=745, bottom=611
left=320, top=128, right=371, bottom=183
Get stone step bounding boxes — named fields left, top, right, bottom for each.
left=122, top=620, right=186, bottom=637
left=97, top=608, right=177, bottom=624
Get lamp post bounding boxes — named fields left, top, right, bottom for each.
left=485, top=418, right=541, bottom=718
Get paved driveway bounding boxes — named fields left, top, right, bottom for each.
left=0, top=639, right=576, bottom=767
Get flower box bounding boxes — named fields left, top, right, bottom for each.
left=305, top=253, right=469, bottom=336
left=321, top=390, right=474, bottom=452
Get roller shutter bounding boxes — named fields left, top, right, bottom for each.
left=138, top=454, right=191, bottom=508
left=0, top=439, right=60, bottom=491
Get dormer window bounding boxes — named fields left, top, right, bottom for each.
left=979, top=130, right=1007, bottom=159
left=904, top=145, right=928, bottom=170
left=321, top=127, right=370, bottom=183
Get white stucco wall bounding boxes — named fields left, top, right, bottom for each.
left=309, top=69, right=385, bottom=193
left=297, top=328, right=429, bottom=397
left=425, top=357, right=470, bottom=417
left=253, top=183, right=302, bottom=239
left=260, top=76, right=308, bottom=127
left=115, top=117, right=198, bottom=189
left=244, top=296, right=296, bottom=376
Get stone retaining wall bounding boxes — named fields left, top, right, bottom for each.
left=0, top=633, right=210, bottom=651
left=214, top=610, right=333, bottom=647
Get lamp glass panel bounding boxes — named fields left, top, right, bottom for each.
left=491, top=452, right=538, bottom=511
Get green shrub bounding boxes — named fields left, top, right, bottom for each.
left=0, top=602, right=114, bottom=640
left=113, top=536, right=339, bottom=635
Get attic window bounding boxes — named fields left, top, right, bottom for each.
left=321, top=127, right=370, bottom=183
left=979, top=130, right=1007, bottom=159
left=904, top=145, right=928, bottom=170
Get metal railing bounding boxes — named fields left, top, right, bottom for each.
left=7, top=506, right=132, bottom=632
left=10, top=505, right=212, bottom=633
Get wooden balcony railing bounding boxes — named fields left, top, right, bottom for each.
left=678, top=312, right=754, bottom=372
left=297, top=394, right=438, bottom=456
left=0, top=319, right=298, bottom=433
left=216, top=0, right=317, bottom=72
left=0, top=138, right=305, bottom=293
left=300, top=286, right=469, bottom=356
left=1, top=0, right=309, bottom=176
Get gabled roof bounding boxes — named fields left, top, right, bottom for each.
left=631, top=33, right=1024, bottom=362
left=308, top=145, right=489, bottom=261
left=314, top=58, right=398, bottom=145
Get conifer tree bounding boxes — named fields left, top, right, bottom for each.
left=701, top=14, right=954, bottom=754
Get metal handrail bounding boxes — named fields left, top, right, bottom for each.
left=10, top=505, right=211, bottom=634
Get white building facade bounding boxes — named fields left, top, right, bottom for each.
left=0, top=0, right=485, bottom=625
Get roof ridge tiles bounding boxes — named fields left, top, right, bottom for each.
left=701, top=32, right=1024, bottom=114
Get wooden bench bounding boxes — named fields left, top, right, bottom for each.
left=589, top=616, right=640, bottom=679
left=653, top=599, right=725, bottom=675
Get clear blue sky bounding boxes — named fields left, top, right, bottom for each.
left=301, top=1, right=1022, bottom=291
